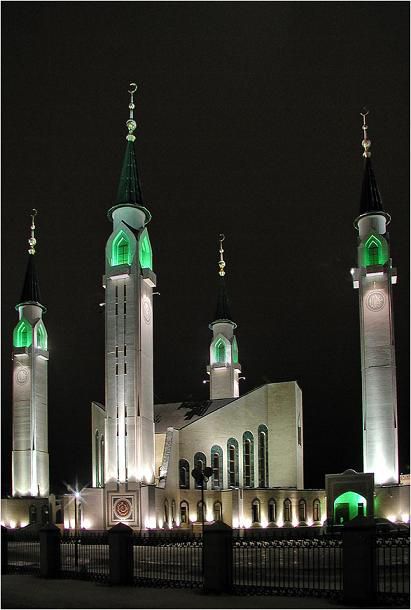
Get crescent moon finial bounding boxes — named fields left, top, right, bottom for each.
left=218, top=234, right=226, bottom=277
left=361, top=107, right=371, bottom=158
left=128, top=82, right=138, bottom=94
left=126, top=82, right=138, bottom=141
left=28, top=209, right=38, bottom=255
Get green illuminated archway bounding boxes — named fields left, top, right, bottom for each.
left=111, top=230, right=131, bottom=266
left=139, top=230, right=152, bottom=270
left=362, top=234, right=388, bottom=267
left=232, top=336, right=239, bottom=364
left=36, top=322, right=48, bottom=350
left=13, top=318, right=32, bottom=348
left=214, top=338, right=226, bottom=364
left=334, top=491, right=367, bottom=524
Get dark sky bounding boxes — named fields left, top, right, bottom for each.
left=2, top=2, right=409, bottom=496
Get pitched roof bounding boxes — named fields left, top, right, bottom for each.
left=154, top=397, right=236, bottom=434
left=359, top=157, right=384, bottom=215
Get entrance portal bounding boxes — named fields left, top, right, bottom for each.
left=333, top=491, right=367, bottom=523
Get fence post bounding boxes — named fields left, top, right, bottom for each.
left=1, top=526, right=8, bottom=574
left=343, top=516, right=376, bottom=604
left=40, top=523, right=61, bottom=578
left=108, top=523, right=133, bottom=585
left=203, top=521, right=233, bottom=593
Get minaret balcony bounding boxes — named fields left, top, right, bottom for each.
left=107, top=264, right=131, bottom=281
left=141, top=268, right=156, bottom=288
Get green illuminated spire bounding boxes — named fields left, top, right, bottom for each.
left=17, top=210, right=46, bottom=311
left=108, top=83, right=151, bottom=224
left=358, top=110, right=388, bottom=219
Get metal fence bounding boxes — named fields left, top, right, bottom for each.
left=7, top=529, right=40, bottom=574
left=132, top=534, right=203, bottom=587
left=233, top=537, right=343, bottom=596
left=60, top=531, right=109, bottom=582
left=376, top=533, right=410, bottom=600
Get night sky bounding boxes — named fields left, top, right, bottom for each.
left=2, top=3, right=409, bottom=496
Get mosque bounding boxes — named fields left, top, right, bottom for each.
left=2, top=89, right=409, bottom=531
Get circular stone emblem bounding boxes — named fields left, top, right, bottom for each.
left=15, top=368, right=29, bottom=385
left=366, top=290, right=385, bottom=312
left=114, top=498, right=132, bottom=520
left=142, top=298, right=151, bottom=324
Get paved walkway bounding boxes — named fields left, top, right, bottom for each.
left=1, top=574, right=350, bottom=609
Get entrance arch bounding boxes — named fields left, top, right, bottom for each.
left=334, top=491, right=367, bottom=524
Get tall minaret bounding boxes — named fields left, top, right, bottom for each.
left=351, top=110, right=398, bottom=485
left=103, top=83, right=156, bottom=505
left=207, top=235, right=242, bottom=399
left=12, top=210, right=49, bottom=497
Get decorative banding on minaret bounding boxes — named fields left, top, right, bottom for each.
left=207, top=234, right=242, bottom=399
left=351, top=110, right=399, bottom=485
left=12, top=210, right=49, bottom=497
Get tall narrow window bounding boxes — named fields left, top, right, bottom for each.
left=227, top=438, right=239, bottom=487
left=115, top=346, right=119, bottom=358
left=115, top=364, right=118, bottom=376
left=180, top=501, right=189, bottom=525
left=210, top=445, right=223, bottom=489
left=139, top=230, right=153, bottom=270
left=124, top=345, right=127, bottom=356
left=164, top=500, right=169, bottom=525
left=179, top=459, right=190, bottom=489
left=214, top=338, right=226, bottom=364
left=95, top=430, right=100, bottom=487
left=243, top=432, right=254, bottom=487
left=13, top=318, right=32, bottom=348
left=252, top=498, right=261, bottom=524
left=284, top=498, right=292, bottom=523
left=258, top=425, right=269, bottom=487
left=268, top=498, right=276, bottom=523
left=124, top=363, right=127, bottom=375
left=298, top=499, right=306, bottom=522
left=313, top=499, right=321, bottom=522
left=213, top=501, right=222, bottom=522
left=36, top=322, right=47, bottom=350
left=124, top=302, right=127, bottom=314
left=193, top=452, right=207, bottom=489
left=171, top=500, right=176, bottom=524
left=100, top=435, right=105, bottom=485
left=111, top=230, right=131, bottom=266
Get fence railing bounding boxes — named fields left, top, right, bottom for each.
left=6, top=529, right=40, bottom=574
left=233, top=537, right=343, bottom=595
left=132, top=534, right=203, bottom=587
left=376, top=534, right=410, bottom=598
left=60, top=531, right=109, bottom=582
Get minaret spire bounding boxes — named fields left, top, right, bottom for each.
left=28, top=208, right=37, bottom=255
left=207, top=235, right=242, bottom=399
left=19, top=210, right=45, bottom=310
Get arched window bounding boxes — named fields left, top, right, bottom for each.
left=210, top=445, right=223, bottom=489
left=227, top=438, right=239, bottom=487
left=180, top=501, right=189, bottom=525
left=362, top=233, right=389, bottom=267
left=214, top=338, right=226, bottom=364
left=193, top=452, right=207, bottom=489
left=232, top=336, right=239, bottom=364
left=111, top=230, right=131, bottom=266
left=213, top=501, right=222, bottom=522
left=139, top=230, right=153, bottom=270
left=164, top=500, right=169, bottom=525
left=77, top=503, right=82, bottom=529
left=179, top=459, right=190, bottom=489
left=313, top=498, right=321, bottom=522
left=95, top=430, right=100, bottom=487
left=13, top=318, right=32, bottom=348
left=298, top=499, right=306, bottom=522
left=243, top=432, right=254, bottom=487
left=283, top=498, right=292, bottom=523
left=252, top=498, right=261, bottom=524
left=36, top=322, right=48, bottom=350
left=29, top=504, right=37, bottom=524
left=197, top=501, right=206, bottom=522
left=258, top=425, right=269, bottom=487
left=268, top=498, right=276, bottom=523
left=100, top=435, right=105, bottom=485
